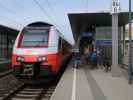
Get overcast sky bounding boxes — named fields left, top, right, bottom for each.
left=0, top=0, right=132, bottom=44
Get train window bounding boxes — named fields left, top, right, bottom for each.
left=58, top=37, right=62, bottom=50
left=21, top=29, right=49, bottom=47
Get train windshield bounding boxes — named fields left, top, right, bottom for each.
left=21, top=29, right=49, bottom=47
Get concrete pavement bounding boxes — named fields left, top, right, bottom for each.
left=50, top=65, right=133, bottom=100
left=90, top=69, right=133, bottom=100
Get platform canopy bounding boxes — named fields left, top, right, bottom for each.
left=68, top=12, right=133, bottom=40
left=0, top=25, right=18, bottom=36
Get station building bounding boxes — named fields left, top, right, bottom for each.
left=0, top=25, right=18, bottom=61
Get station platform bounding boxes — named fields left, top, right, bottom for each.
left=50, top=64, right=133, bottom=100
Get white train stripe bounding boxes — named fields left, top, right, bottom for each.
left=14, top=47, right=58, bottom=55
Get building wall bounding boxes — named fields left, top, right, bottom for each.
left=0, top=33, right=7, bottom=59
left=0, top=27, right=18, bottom=60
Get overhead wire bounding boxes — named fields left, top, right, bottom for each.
left=0, top=0, right=23, bottom=26
left=33, top=0, right=57, bottom=26
left=45, top=0, right=55, bottom=12
left=0, top=1, right=29, bottom=25
left=49, top=0, right=75, bottom=44
left=0, top=0, right=63, bottom=39
left=0, top=15, right=23, bottom=28
left=32, top=0, right=65, bottom=38
left=43, top=0, right=63, bottom=29
left=0, top=2, right=16, bottom=14
left=86, top=0, right=88, bottom=13
left=13, top=0, right=48, bottom=21
left=45, top=0, right=66, bottom=38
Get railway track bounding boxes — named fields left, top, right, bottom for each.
left=0, top=70, right=12, bottom=78
left=2, top=82, right=56, bottom=100
left=1, top=55, right=71, bottom=100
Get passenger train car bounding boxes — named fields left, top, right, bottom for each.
left=12, top=22, right=71, bottom=81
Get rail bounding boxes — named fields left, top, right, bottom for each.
left=0, top=70, right=13, bottom=78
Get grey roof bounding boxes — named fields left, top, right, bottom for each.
left=68, top=12, right=133, bottom=40
left=0, top=24, right=18, bottom=36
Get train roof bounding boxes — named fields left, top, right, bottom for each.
left=27, top=22, right=52, bottom=27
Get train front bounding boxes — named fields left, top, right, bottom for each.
left=12, top=22, right=59, bottom=80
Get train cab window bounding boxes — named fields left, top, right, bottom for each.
left=58, top=37, right=62, bottom=50
left=20, top=29, right=49, bottom=47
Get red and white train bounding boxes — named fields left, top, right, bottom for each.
left=12, top=22, right=71, bottom=80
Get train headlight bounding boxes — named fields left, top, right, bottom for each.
left=16, top=56, right=25, bottom=62
left=38, top=56, right=47, bottom=62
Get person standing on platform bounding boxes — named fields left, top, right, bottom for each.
left=84, top=47, right=89, bottom=63
left=90, top=49, right=97, bottom=69
left=97, top=48, right=103, bottom=69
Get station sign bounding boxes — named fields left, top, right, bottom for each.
left=111, top=0, right=120, bottom=14
left=96, top=40, right=112, bottom=45
left=82, top=32, right=93, bottom=37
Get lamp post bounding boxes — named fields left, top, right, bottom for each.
left=128, top=0, right=132, bottom=84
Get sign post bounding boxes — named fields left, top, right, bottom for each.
left=111, top=0, right=121, bottom=77
left=111, top=0, right=120, bottom=14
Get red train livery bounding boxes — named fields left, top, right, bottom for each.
left=12, top=22, right=71, bottom=81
